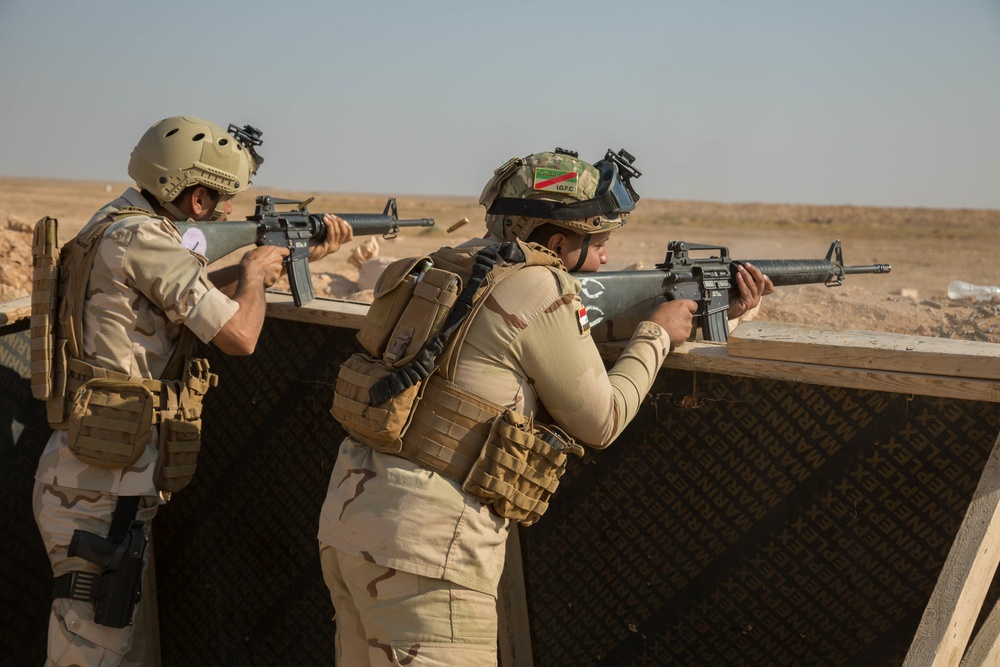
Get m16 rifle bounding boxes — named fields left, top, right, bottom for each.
left=174, top=195, right=435, bottom=306
left=574, top=239, right=891, bottom=342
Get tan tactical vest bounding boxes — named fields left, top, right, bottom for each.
left=30, top=211, right=217, bottom=494
left=332, top=239, right=584, bottom=525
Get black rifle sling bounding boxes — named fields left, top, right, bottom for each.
left=367, top=242, right=526, bottom=406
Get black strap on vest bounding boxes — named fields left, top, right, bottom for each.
left=367, top=241, right=526, bottom=405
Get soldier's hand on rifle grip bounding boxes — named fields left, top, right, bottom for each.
left=309, top=214, right=354, bottom=262
left=728, top=262, right=774, bottom=320
left=645, top=299, right=698, bottom=348
left=242, top=245, right=289, bottom=289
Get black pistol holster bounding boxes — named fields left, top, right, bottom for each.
left=53, top=495, right=146, bottom=629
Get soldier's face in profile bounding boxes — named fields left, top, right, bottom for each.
left=557, top=231, right=611, bottom=273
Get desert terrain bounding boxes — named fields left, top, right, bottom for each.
left=1, top=176, right=999, bottom=344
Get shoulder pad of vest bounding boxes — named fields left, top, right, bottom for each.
left=518, top=239, right=565, bottom=270
left=110, top=206, right=154, bottom=221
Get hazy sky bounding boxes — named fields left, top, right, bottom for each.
left=0, top=0, right=997, bottom=209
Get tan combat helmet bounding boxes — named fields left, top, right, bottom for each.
left=479, top=147, right=642, bottom=243
left=127, top=116, right=263, bottom=220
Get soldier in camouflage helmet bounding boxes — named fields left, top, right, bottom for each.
left=33, top=116, right=352, bottom=667
left=317, top=148, right=771, bottom=665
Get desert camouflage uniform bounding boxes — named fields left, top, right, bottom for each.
left=317, top=238, right=670, bottom=666
left=34, top=187, right=238, bottom=667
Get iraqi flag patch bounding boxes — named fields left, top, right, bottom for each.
left=577, top=306, right=591, bottom=334
left=534, top=168, right=578, bottom=195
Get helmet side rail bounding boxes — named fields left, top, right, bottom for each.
left=575, top=239, right=892, bottom=343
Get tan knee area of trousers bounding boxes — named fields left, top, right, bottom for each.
left=48, top=598, right=134, bottom=665
left=367, top=639, right=497, bottom=667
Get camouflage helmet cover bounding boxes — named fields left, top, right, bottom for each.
left=480, top=149, right=629, bottom=242
left=127, top=116, right=259, bottom=204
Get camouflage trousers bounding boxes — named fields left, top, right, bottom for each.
left=33, top=480, right=158, bottom=667
left=319, top=545, right=499, bottom=666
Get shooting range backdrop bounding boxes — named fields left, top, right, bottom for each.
left=2, top=312, right=1000, bottom=666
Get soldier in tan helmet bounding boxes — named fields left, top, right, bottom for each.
left=318, top=148, right=770, bottom=665
left=32, top=116, right=352, bottom=666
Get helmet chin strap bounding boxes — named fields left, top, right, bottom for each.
left=209, top=200, right=228, bottom=221
left=568, top=234, right=591, bottom=273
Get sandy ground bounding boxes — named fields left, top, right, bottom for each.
left=2, top=177, right=999, bottom=343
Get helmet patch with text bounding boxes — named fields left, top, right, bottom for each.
left=533, top=168, right=578, bottom=195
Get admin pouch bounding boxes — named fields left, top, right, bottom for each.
left=463, top=410, right=583, bottom=526
left=67, top=378, right=155, bottom=468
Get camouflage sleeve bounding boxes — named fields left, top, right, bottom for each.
left=123, top=221, right=239, bottom=343
left=510, top=273, right=670, bottom=449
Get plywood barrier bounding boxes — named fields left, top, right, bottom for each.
left=1, top=294, right=999, bottom=666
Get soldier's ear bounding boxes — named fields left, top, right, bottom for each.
left=190, top=187, right=211, bottom=217
left=187, top=186, right=224, bottom=220
left=546, top=233, right=567, bottom=255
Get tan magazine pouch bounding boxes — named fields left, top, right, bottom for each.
left=462, top=410, right=583, bottom=526
left=67, top=379, right=155, bottom=468
left=331, top=353, right=425, bottom=454
left=156, top=412, right=202, bottom=494
left=153, top=356, right=216, bottom=495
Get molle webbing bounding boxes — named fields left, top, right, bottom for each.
left=397, top=375, right=579, bottom=525
left=367, top=242, right=516, bottom=405
left=67, top=359, right=166, bottom=404
left=334, top=238, right=577, bottom=523
left=397, top=376, right=504, bottom=483
left=30, top=216, right=59, bottom=400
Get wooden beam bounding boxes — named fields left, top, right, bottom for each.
left=903, top=431, right=1000, bottom=667
left=960, top=598, right=1000, bottom=666
left=5, top=294, right=998, bottom=403
left=729, top=321, right=1000, bottom=381
left=597, top=339, right=1000, bottom=404
left=0, top=293, right=371, bottom=330
left=264, top=292, right=368, bottom=329
left=0, top=295, right=30, bottom=326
